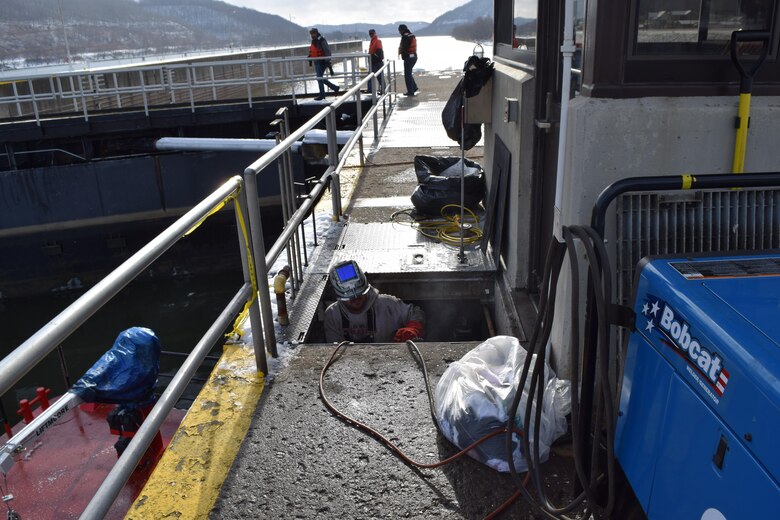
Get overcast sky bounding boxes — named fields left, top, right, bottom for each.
left=221, top=0, right=470, bottom=27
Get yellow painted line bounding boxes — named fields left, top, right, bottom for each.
left=125, top=342, right=265, bottom=520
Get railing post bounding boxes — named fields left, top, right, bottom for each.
left=209, top=65, right=217, bottom=100
left=245, top=62, right=252, bottom=108
left=271, top=119, right=299, bottom=299
left=27, top=80, right=40, bottom=126
left=114, top=72, right=123, bottom=108
left=326, top=109, right=342, bottom=219
left=186, top=66, right=195, bottom=113
left=289, top=59, right=298, bottom=104
left=139, top=70, right=149, bottom=117
left=68, top=76, right=78, bottom=113
left=371, top=74, right=379, bottom=140
left=165, top=69, right=175, bottom=104
left=234, top=187, right=268, bottom=374
left=354, top=85, right=365, bottom=167
left=12, top=81, right=23, bottom=118
left=242, top=167, right=279, bottom=358
left=262, top=60, right=269, bottom=97
left=282, top=108, right=308, bottom=273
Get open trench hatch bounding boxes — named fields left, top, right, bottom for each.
left=212, top=220, right=587, bottom=519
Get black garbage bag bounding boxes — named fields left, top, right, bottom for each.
left=442, top=79, right=482, bottom=150
left=463, top=55, right=494, bottom=97
left=441, top=56, right=494, bottom=150
left=410, top=155, right=485, bottom=215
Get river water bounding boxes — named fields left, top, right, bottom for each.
left=0, top=35, right=492, bottom=423
left=364, top=35, right=492, bottom=74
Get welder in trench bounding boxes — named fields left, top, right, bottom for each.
left=324, top=260, right=425, bottom=343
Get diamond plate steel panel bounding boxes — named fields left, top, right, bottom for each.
left=334, top=222, right=495, bottom=275
left=380, top=100, right=484, bottom=148
left=275, top=273, right=328, bottom=344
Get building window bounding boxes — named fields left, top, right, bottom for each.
left=513, top=0, right=538, bottom=50
left=633, top=0, right=774, bottom=55
left=583, top=0, right=780, bottom=97
left=495, top=0, right=538, bottom=65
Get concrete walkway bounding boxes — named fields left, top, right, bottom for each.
left=209, top=71, right=580, bottom=519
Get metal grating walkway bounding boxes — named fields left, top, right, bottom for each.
left=334, top=222, right=494, bottom=274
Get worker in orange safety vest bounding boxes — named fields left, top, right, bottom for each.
left=308, top=28, right=340, bottom=100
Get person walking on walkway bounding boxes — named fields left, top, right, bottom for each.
left=324, top=260, right=425, bottom=343
left=397, top=24, right=418, bottom=96
left=308, top=28, right=340, bottom=100
left=368, top=29, right=385, bottom=93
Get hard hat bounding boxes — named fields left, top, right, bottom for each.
left=329, top=260, right=371, bottom=301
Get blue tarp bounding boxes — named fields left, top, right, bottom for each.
left=71, top=327, right=161, bottom=407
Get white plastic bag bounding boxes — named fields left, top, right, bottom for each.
left=434, top=336, right=571, bottom=472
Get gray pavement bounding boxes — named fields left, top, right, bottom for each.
left=211, top=342, right=578, bottom=519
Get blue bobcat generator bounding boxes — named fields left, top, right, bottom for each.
left=615, top=253, right=780, bottom=519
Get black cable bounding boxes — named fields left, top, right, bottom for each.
left=559, top=225, right=616, bottom=518
left=562, top=228, right=602, bottom=511
left=523, top=234, right=587, bottom=517
left=505, top=237, right=579, bottom=520
left=579, top=225, right=617, bottom=517
left=505, top=225, right=624, bottom=520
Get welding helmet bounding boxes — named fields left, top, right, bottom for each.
left=329, top=260, right=371, bottom=301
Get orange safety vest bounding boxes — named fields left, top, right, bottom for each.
left=309, top=41, right=325, bottom=58
left=407, top=35, right=417, bottom=55
left=399, top=32, right=417, bottom=58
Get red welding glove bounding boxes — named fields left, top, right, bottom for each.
left=394, top=320, right=424, bottom=342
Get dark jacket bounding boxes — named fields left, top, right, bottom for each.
left=308, top=34, right=332, bottom=59
left=399, top=31, right=417, bottom=59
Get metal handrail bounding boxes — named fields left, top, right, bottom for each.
left=0, top=51, right=369, bottom=124
left=148, top=61, right=396, bottom=358
left=85, top=64, right=396, bottom=516
left=1, top=62, right=398, bottom=519
left=0, top=174, right=266, bottom=520
left=0, top=176, right=255, bottom=397
left=243, top=64, right=396, bottom=356
left=80, top=282, right=254, bottom=520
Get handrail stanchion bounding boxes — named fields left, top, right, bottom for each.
left=272, top=128, right=299, bottom=298
left=12, top=81, right=23, bottom=118
left=76, top=75, right=89, bottom=121
left=234, top=188, right=268, bottom=374
left=245, top=62, right=252, bottom=108
left=138, top=70, right=149, bottom=117
left=209, top=65, right=217, bottom=100
left=26, top=80, right=40, bottom=126
left=370, top=73, right=379, bottom=140
left=354, top=85, right=365, bottom=167
left=242, top=167, right=279, bottom=358
left=277, top=111, right=302, bottom=289
left=282, top=108, right=308, bottom=277
left=326, top=109, right=342, bottom=219
left=263, top=60, right=270, bottom=97
left=186, top=66, right=195, bottom=113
